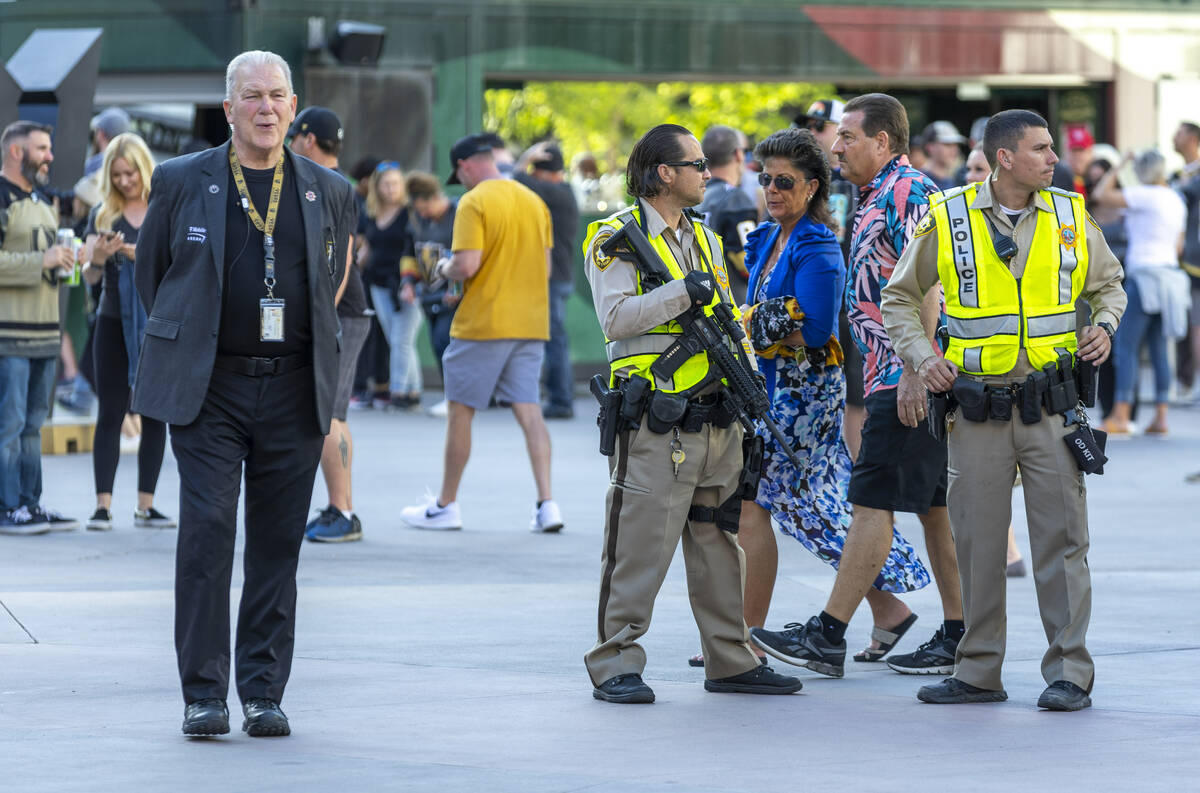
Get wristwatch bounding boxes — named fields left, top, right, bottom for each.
left=1097, top=321, right=1115, bottom=340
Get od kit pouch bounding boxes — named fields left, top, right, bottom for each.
left=952, top=378, right=990, bottom=423
left=1064, top=423, right=1108, bottom=475
left=645, top=391, right=688, bottom=434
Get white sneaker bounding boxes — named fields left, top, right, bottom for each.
left=427, top=399, right=449, bottom=418
left=531, top=500, right=564, bottom=533
left=400, top=493, right=462, bottom=531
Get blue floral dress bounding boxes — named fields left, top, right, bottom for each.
left=745, top=217, right=929, bottom=593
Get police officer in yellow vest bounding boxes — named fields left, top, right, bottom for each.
left=881, top=110, right=1126, bottom=711
left=582, top=124, right=802, bottom=703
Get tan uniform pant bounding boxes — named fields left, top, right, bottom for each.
left=947, top=408, right=1094, bottom=693
left=585, top=420, right=760, bottom=686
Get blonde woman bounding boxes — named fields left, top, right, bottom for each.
left=81, top=132, right=174, bottom=531
left=357, top=161, right=423, bottom=409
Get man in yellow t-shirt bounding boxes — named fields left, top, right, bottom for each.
left=400, top=134, right=563, bottom=533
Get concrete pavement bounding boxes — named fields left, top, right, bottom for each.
left=2, top=396, right=1198, bottom=791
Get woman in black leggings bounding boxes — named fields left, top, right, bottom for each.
left=81, top=132, right=174, bottom=531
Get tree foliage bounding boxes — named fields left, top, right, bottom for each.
left=484, top=81, right=838, bottom=174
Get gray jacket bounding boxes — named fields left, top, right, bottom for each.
left=132, top=142, right=356, bottom=431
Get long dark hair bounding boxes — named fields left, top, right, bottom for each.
left=626, top=123, right=692, bottom=199
left=754, top=127, right=838, bottom=234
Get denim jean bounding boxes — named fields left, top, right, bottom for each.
left=421, top=299, right=456, bottom=380
left=0, top=356, right=56, bottom=510
left=369, top=285, right=424, bottom=394
left=1114, top=274, right=1172, bottom=404
left=543, top=280, right=573, bottom=410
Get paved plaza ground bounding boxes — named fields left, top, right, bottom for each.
left=2, top=394, right=1198, bottom=791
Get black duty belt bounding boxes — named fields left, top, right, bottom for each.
left=214, top=352, right=308, bottom=377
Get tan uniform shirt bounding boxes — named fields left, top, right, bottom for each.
left=584, top=201, right=694, bottom=346
left=881, top=175, right=1127, bottom=381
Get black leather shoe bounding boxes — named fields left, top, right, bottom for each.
left=593, top=673, right=655, bottom=704
left=241, top=697, right=290, bottom=736
left=704, top=663, right=803, bottom=694
left=917, top=677, right=1008, bottom=704
left=1037, top=680, right=1092, bottom=711
left=182, top=698, right=229, bottom=736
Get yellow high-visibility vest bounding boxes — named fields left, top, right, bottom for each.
left=931, top=183, right=1089, bottom=375
left=584, top=205, right=741, bottom=393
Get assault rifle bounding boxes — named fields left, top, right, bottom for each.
left=599, top=217, right=805, bottom=492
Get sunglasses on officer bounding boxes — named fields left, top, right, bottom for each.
left=663, top=158, right=709, bottom=172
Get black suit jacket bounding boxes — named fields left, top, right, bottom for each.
left=132, top=142, right=356, bottom=432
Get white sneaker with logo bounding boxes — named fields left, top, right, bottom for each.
left=531, top=500, right=564, bottom=533
left=400, top=493, right=462, bottom=531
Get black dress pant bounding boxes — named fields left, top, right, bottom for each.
left=169, top=364, right=324, bottom=705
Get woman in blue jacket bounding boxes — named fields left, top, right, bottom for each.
left=712, top=128, right=929, bottom=665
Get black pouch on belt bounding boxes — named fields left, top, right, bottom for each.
left=1075, top=355, right=1097, bottom=408
left=952, top=378, right=990, bottom=422
left=988, top=387, right=1013, bottom=422
left=645, top=390, right=689, bottom=434
left=1021, top=371, right=1047, bottom=424
left=1064, top=424, right=1108, bottom=474
left=620, top=376, right=650, bottom=429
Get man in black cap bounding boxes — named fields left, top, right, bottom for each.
left=288, top=107, right=372, bottom=544
left=401, top=133, right=562, bottom=533
left=288, top=107, right=344, bottom=168
left=515, top=141, right=580, bottom=419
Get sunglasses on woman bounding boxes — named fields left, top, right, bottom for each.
left=758, top=172, right=802, bottom=190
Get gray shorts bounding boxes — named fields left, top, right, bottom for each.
left=442, top=338, right=544, bottom=410
left=333, top=315, right=371, bottom=421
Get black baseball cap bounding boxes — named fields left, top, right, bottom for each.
left=531, top=144, right=565, bottom=173
left=446, top=133, right=493, bottom=185
left=288, top=107, right=344, bottom=144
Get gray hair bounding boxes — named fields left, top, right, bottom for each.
left=1133, top=149, right=1166, bottom=185
left=225, top=50, right=293, bottom=102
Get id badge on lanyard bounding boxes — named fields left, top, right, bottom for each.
left=260, top=298, right=285, bottom=342
left=260, top=233, right=285, bottom=342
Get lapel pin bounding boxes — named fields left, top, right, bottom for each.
left=209, top=184, right=220, bottom=194
left=305, top=190, right=317, bottom=202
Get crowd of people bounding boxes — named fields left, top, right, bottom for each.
left=0, top=45, right=1193, bottom=735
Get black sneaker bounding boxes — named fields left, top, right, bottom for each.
left=87, top=508, right=113, bottom=532
left=305, top=506, right=363, bottom=543
left=0, top=505, right=49, bottom=536
left=886, top=627, right=958, bottom=675
left=750, top=616, right=846, bottom=678
left=917, top=677, right=1007, bottom=704
left=134, top=507, right=177, bottom=529
left=704, top=663, right=803, bottom=694
left=1037, top=680, right=1091, bottom=711
left=30, top=504, right=79, bottom=532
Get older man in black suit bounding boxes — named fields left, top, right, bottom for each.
left=134, top=50, right=356, bottom=738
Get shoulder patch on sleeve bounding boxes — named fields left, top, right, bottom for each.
left=913, top=212, right=936, bottom=237
left=589, top=228, right=617, bottom=271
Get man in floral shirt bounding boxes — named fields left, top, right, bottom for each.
left=752, top=94, right=964, bottom=680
